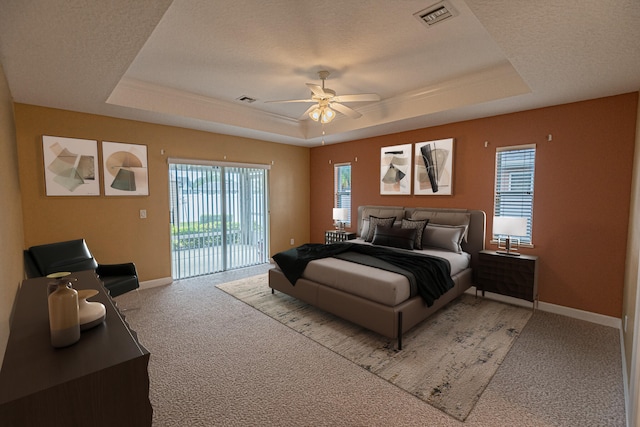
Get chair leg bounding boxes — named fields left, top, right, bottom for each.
left=114, top=288, right=141, bottom=312
left=132, top=288, right=142, bottom=309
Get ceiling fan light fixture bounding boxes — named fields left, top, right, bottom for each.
left=269, top=70, right=378, bottom=123
left=321, top=106, right=336, bottom=123
left=309, top=105, right=336, bottom=123
left=309, top=107, right=322, bottom=121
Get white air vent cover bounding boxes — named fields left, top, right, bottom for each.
left=414, top=1, right=458, bottom=28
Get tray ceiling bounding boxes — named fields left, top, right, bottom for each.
left=1, top=0, right=639, bottom=146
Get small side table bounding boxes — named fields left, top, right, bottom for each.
left=325, top=230, right=356, bottom=244
left=476, top=250, right=539, bottom=309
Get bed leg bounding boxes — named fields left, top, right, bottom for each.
left=397, top=311, right=403, bottom=351
left=271, top=287, right=274, bottom=294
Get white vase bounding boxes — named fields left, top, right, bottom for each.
left=48, top=280, right=80, bottom=347
left=77, top=289, right=106, bottom=331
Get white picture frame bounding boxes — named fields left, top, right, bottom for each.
left=42, top=135, right=100, bottom=196
left=414, top=138, right=454, bottom=195
left=380, top=143, right=412, bottom=195
left=102, top=141, right=149, bottom=196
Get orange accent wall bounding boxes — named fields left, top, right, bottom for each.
left=310, top=93, right=639, bottom=317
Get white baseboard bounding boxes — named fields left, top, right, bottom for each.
left=537, top=300, right=621, bottom=329
left=140, top=276, right=173, bottom=290
left=465, top=287, right=621, bottom=329
left=620, top=327, right=631, bottom=427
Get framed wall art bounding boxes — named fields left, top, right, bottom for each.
left=380, top=143, right=412, bottom=195
left=42, top=135, right=100, bottom=196
left=414, top=138, right=454, bottom=195
left=102, top=141, right=149, bottom=196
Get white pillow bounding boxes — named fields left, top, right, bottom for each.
left=422, top=223, right=466, bottom=253
left=411, top=211, right=471, bottom=242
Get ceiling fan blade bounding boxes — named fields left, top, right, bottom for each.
left=332, top=93, right=380, bottom=103
left=331, top=102, right=362, bottom=119
left=306, top=83, right=327, bottom=97
left=298, top=104, right=318, bottom=120
left=264, top=98, right=314, bottom=104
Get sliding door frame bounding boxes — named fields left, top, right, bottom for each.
left=168, top=158, right=270, bottom=279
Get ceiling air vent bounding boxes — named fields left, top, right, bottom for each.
left=414, top=1, right=458, bottom=28
left=236, top=95, right=257, bottom=103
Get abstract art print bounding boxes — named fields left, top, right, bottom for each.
left=414, top=138, right=454, bottom=195
left=380, top=143, right=412, bottom=195
left=102, top=141, right=149, bottom=196
left=42, top=135, right=100, bottom=196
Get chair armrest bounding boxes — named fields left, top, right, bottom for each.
left=24, top=250, right=43, bottom=278
left=96, top=263, right=137, bottom=277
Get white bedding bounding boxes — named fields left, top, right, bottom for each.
left=301, top=239, right=471, bottom=306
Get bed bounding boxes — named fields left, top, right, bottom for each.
left=269, top=206, right=486, bottom=349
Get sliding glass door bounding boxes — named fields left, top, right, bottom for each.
left=168, top=160, right=269, bottom=279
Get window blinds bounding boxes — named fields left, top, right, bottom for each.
left=493, top=145, right=536, bottom=244
left=168, top=162, right=269, bottom=279
left=334, top=163, right=352, bottom=225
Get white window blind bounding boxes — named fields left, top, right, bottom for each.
left=334, top=163, right=351, bottom=225
left=493, top=145, right=536, bottom=244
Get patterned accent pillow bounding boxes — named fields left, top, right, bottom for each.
left=365, top=216, right=396, bottom=242
left=401, top=219, right=428, bottom=249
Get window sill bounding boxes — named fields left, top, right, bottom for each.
left=489, top=239, right=534, bottom=249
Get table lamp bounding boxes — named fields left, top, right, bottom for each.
left=332, top=208, right=348, bottom=232
left=493, top=216, right=527, bottom=256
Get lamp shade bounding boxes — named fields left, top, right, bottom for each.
left=333, top=208, right=348, bottom=221
left=493, top=216, right=527, bottom=236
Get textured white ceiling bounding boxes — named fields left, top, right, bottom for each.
left=1, top=0, right=639, bottom=146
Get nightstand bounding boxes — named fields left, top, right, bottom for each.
left=325, top=230, right=356, bottom=244
left=476, top=250, right=539, bottom=308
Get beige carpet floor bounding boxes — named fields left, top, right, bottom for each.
left=217, top=274, right=532, bottom=421
left=117, top=264, right=626, bottom=426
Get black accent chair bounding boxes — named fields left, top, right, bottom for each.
left=24, top=239, right=140, bottom=298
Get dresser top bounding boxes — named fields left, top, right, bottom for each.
left=0, top=270, right=148, bottom=404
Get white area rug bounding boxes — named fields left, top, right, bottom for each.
left=217, top=275, right=532, bottom=421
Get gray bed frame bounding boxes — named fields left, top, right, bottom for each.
left=268, top=206, right=486, bottom=350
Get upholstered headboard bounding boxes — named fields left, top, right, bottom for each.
left=356, top=205, right=486, bottom=272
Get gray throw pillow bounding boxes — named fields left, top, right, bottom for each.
left=423, top=223, right=466, bottom=253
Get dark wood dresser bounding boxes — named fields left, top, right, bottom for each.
left=476, top=250, right=539, bottom=308
left=0, top=270, right=152, bottom=426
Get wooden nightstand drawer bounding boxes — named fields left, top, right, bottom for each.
left=476, top=250, right=539, bottom=305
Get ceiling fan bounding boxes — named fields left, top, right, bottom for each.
left=266, top=70, right=380, bottom=123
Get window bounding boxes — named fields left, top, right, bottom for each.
left=493, top=145, right=536, bottom=245
left=334, top=163, right=351, bottom=225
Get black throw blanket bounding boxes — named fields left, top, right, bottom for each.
left=272, top=243, right=454, bottom=307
